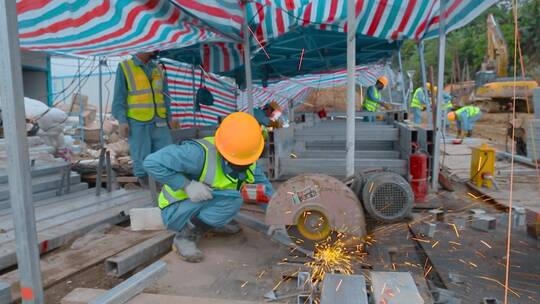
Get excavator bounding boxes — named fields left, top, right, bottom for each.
left=447, top=14, right=538, bottom=113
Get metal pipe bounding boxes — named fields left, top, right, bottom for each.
left=78, top=58, right=84, bottom=144
left=0, top=1, right=45, bottom=302
left=99, top=58, right=104, bottom=147
left=397, top=49, right=407, bottom=106
left=432, top=0, right=447, bottom=190
left=345, top=0, right=356, bottom=178
left=242, top=2, right=254, bottom=114
left=418, top=41, right=430, bottom=123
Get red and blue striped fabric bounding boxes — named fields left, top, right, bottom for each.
left=163, top=60, right=237, bottom=128
left=16, top=0, right=224, bottom=56
left=237, top=63, right=385, bottom=111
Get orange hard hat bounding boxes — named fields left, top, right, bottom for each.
left=377, top=76, right=388, bottom=87
left=447, top=111, right=456, bottom=121
left=215, top=112, right=265, bottom=166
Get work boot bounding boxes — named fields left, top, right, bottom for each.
left=212, top=220, right=242, bottom=235
left=466, top=130, right=473, bottom=137
left=456, top=129, right=462, bottom=138
left=174, top=217, right=210, bottom=263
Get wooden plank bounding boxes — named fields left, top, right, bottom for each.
left=62, top=288, right=282, bottom=304
left=320, top=274, right=368, bottom=304
left=2, top=227, right=159, bottom=301
left=370, top=272, right=424, bottom=304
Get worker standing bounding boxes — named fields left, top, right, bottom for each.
left=143, top=112, right=273, bottom=262
left=112, top=51, right=172, bottom=187
left=447, top=105, right=482, bottom=138
left=362, top=76, right=388, bottom=122
left=410, top=83, right=432, bottom=125
left=440, top=90, right=453, bottom=132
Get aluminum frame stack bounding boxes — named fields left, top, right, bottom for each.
left=270, top=111, right=412, bottom=180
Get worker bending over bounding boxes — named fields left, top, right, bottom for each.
left=143, top=112, right=273, bottom=262
left=410, top=83, right=432, bottom=124
left=447, top=105, right=482, bottom=138
left=363, top=76, right=389, bottom=122
left=112, top=50, right=172, bottom=187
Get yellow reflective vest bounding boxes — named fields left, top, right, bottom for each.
left=158, top=137, right=256, bottom=209
left=363, top=87, right=381, bottom=112
left=120, top=59, right=167, bottom=122
left=455, top=105, right=480, bottom=119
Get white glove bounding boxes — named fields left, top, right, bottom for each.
left=184, top=180, right=213, bottom=203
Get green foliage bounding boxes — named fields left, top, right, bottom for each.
left=401, top=0, right=540, bottom=86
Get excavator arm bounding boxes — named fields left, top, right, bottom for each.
left=486, top=14, right=508, bottom=77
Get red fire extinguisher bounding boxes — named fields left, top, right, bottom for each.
left=410, top=143, right=428, bottom=203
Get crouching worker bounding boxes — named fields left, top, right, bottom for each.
left=143, top=112, right=273, bottom=262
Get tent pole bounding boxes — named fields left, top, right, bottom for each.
left=0, top=1, right=45, bottom=303
left=397, top=49, right=407, bottom=106
left=418, top=41, right=429, bottom=114
left=345, top=0, right=356, bottom=178
left=99, top=58, right=104, bottom=147
left=242, top=2, right=254, bottom=115
left=432, top=0, right=447, bottom=190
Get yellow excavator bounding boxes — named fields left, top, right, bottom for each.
left=448, top=14, right=538, bottom=112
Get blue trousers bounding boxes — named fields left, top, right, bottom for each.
left=161, top=191, right=243, bottom=231
left=411, top=107, right=422, bottom=124
left=457, top=113, right=482, bottom=132
left=128, top=121, right=172, bottom=177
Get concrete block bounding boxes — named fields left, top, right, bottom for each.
left=129, top=207, right=165, bottom=231
left=370, top=271, right=424, bottom=304
left=512, top=206, right=526, bottom=227
left=320, top=274, right=368, bottom=304
left=471, top=215, right=497, bottom=232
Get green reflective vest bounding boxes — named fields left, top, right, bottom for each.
left=158, top=137, right=256, bottom=209
left=411, top=87, right=425, bottom=109
left=363, top=87, right=381, bottom=112
left=120, top=59, right=167, bottom=122
left=455, top=105, right=480, bottom=120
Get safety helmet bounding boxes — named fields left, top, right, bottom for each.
left=426, top=82, right=432, bottom=91
left=215, top=112, right=265, bottom=166
left=377, top=76, right=388, bottom=87
left=447, top=111, right=456, bottom=121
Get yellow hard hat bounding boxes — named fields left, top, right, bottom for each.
left=426, top=82, right=432, bottom=91
left=447, top=111, right=456, bottom=121
left=377, top=76, right=388, bottom=87
left=215, top=112, right=265, bottom=166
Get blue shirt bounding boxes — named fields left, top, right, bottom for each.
left=112, top=56, right=171, bottom=125
left=143, top=140, right=273, bottom=196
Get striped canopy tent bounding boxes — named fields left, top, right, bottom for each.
left=162, top=0, right=497, bottom=78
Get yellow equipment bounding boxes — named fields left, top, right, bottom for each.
left=470, top=144, right=496, bottom=188
left=448, top=14, right=538, bottom=112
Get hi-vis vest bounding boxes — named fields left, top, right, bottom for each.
left=158, top=137, right=257, bottom=209
left=120, top=59, right=167, bottom=122
left=411, top=87, right=425, bottom=109
left=455, top=105, right=480, bottom=120
left=363, top=87, right=381, bottom=112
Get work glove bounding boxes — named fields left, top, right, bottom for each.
left=184, top=180, right=213, bottom=203
left=119, top=123, right=129, bottom=138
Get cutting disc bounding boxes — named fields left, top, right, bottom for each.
left=266, top=174, right=366, bottom=250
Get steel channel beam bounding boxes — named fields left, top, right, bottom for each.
left=0, top=1, right=44, bottom=301
left=105, top=232, right=174, bottom=277
left=89, top=260, right=167, bottom=304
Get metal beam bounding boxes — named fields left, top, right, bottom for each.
left=320, top=274, right=368, bottom=304
left=418, top=41, right=428, bottom=116
left=242, top=3, right=254, bottom=114
left=397, top=48, right=407, bottom=105
left=89, top=260, right=167, bottom=304
left=105, top=232, right=174, bottom=277
left=0, top=1, right=45, bottom=303
left=432, top=0, right=447, bottom=189
left=345, top=0, right=356, bottom=178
